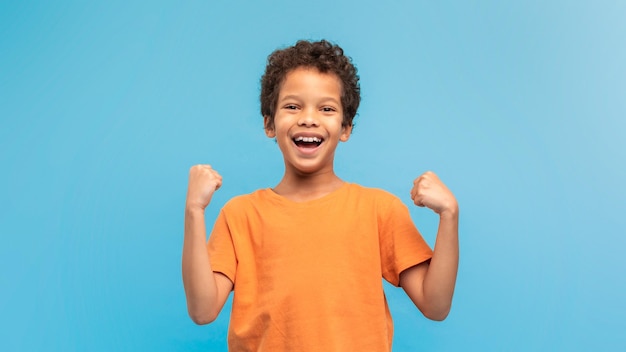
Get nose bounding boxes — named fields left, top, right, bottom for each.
left=298, top=108, right=319, bottom=127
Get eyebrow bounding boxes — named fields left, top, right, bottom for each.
left=279, top=95, right=341, bottom=105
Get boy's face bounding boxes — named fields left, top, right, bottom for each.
left=265, top=67, right=352, bottom=175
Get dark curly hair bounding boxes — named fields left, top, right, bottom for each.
left=261, top=40, right=361, bottom=130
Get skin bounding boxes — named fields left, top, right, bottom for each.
left=263, top=67, right=352, bottom=201
left=182, top=165, right=232, bottom=324
left=403, top=171, right=459, bottom=320
left=182, top=67, right=459, bottom=324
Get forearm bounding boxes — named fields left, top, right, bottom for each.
left=422, top=208, right=459, bottom=319
left=182, top=207, right=220, bottom=324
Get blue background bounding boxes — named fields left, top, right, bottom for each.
left=1, top=1, right=625, bottom=351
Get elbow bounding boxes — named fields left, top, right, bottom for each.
left=190, top=315, right=215, bottom=326
left=424, top=308, right=450, bottom=322
left=417, top=293, right=453, bottom=321
left=188, top=308, right=218, bottom=325
left=420, top=302, right=451, bottom=321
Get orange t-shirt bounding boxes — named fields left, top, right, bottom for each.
left=207, top=183, right=433, bottom=351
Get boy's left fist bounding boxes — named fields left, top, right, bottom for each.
left=411, top=171, right=458, bottom=216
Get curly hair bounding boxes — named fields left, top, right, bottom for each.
left=260, top=40, right=361, bottom=130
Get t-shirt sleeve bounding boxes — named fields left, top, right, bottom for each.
left=206, top=209, right=237, bottom=285
left=379, top=197, right=433, bottom=287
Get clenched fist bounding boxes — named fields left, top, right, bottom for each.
left=411, top=171, right=458, bottom=216
left=186, top=165, right=223, bottom=211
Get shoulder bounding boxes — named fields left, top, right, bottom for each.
left=221, top=189, right=273, bottom=213
left=346, top=183, right=401, bottom=202
left=342, top=183, right=406, bottom=216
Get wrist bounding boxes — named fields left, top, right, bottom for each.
left=185, top=203, right=206, bottom=215
left=439, top=204, right=459, bottom=220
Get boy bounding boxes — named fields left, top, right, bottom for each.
left=183, top=40, right=459, bottom=351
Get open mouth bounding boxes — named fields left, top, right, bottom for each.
left=293, top=136, right=323, bottom=148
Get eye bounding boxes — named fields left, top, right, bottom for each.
left=321, top=106, right=337, bottom=112
left=283, top=104, right=299, bottom=110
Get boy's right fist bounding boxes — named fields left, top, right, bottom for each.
left=186, top=165, right=222, bottom=211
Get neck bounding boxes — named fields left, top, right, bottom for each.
left=272, top=169, right=345, bottom=202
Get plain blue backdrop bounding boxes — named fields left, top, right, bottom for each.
left=1, top=1, right=625, bottom=351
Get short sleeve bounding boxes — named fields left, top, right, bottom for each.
left=379, top=197, right=433, bottom=286
left=207, top=209, right=237, bottom=284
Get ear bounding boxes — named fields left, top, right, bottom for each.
left=264, top=116, right=276, bottom=138
left=339, top=124, right=352, bottom=142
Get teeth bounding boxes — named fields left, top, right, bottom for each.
left=294, top=136, right=322, bottom=143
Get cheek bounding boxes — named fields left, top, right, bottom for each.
left=272, top=115, right=290, bottom=129
left=274, top=123, right=289, bottom=137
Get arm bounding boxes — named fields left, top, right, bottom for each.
left=400, top=171, right=459, bottom=321
left=182, top=165, right=233, bottom=325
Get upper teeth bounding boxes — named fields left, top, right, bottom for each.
left=295, top=136, right=322, bottom=142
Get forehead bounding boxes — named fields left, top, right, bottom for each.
left=278, top=67, right=342, bottom=99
